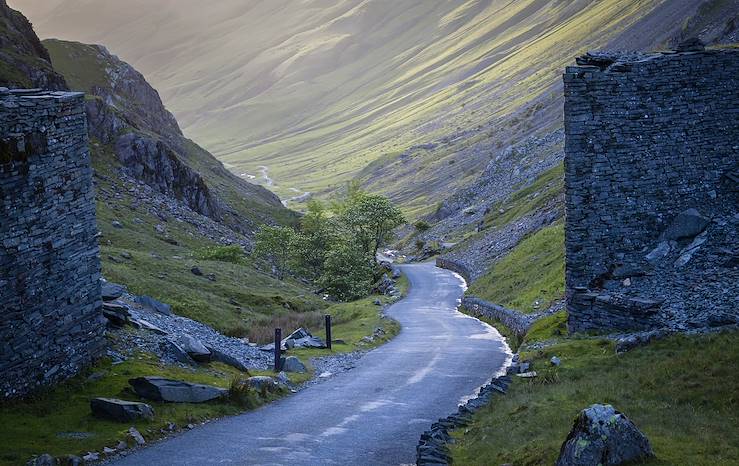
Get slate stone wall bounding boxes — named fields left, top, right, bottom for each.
left=0, top=89, right=105, bottom=399
left=564, top=48, right=739, bottom=333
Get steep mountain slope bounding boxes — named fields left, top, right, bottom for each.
left=0, top=0, right=66, bottom=89
left=43, top=39, right=295, bottom=233
left=14, top=0, right=738, bottom=210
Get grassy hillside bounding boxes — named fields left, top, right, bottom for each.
left=467, top=222, right=564, bottom=313
left=451, top=319, right=739, bottom=465
left=13, top=0, right=725, bottom=211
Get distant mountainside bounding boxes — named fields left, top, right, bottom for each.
left=11, top=0, right=739, bottom=213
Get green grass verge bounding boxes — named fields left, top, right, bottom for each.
left=0, top=351, right=292, bottom=465
left=467, top=222, right=564, bottom=313
left=451, top=327, right=739, bottom=465
left=291, top=274, right=407, bottom=360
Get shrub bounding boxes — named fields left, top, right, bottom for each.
left=228, top=376, right=258, bottom=408
left=414, top=220, right=431, bottom=232
left=196, top=245, right=245, bottom=264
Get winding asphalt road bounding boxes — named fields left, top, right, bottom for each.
left=112, top=262, right=510, bottom=466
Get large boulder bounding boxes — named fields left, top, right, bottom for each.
left=102, top=302, right=131, bottom=326
left=136, top=295, right=172, bottom=316
left=179, top=334, right=211, bottom=362
left=282, top=356, right=307, bottom=373
left=206, top=346, right=250, bottom=372
left=247, top=376, right=279, bottom=393
left=129, top=377, right=227, bottom=403
left=285, top=328, right=325, bottom=349
left=661, top=208, right=710, bottom=241
left=556, top=404, right=653, bottom=466
left=90, top=397, right=154, bottom=422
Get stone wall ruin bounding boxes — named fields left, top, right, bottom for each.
left=1, top=88, right=104, bottom=398
left=563, top=46, right=739, bottom=333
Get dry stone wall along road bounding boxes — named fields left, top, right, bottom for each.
left=109, top=262, right=511, bottom=465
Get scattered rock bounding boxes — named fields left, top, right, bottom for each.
left=90, top=397, right=155, bottom=422
left=206, top=273, right=217, bottom=282
left=136, top=295, right=172, bottom=316
left=550, top=356, right=561, bottom=366
left=102, top=447, right=117, bottom=455
left=131, top=318, right=167, bottom=335
left=163, top=339, right=196, bottom=365
left=180, top=334, right=211, bottom=362
left=57, top=455, right=82, bottom=466
left=661, top=208, right=709, bottom=241
left=516, top=371, right=538, bottom=378
left=82, top=452, right=100, bottom=462
left=190, top=266, right=203, bottom=276
left=127, top=427, right=146, bottom=446
left=276, top=371, right=290, bottom=386
left=102, top=302, right=130, bottom=326
left=556, top=404, right=653, bottom=466
left=247, top=376, right=278, bottom=393
left=207, top=345, right=250, bottom=372
left=120, top=251, right=132, bottom=260
left=26, top=454, right=55, bottom=466
left=645, top=241, right=672, bottom=264
left=129, top=377, right=227, bottom=403
left=374, top=299, right=382, bottom=306
left=111, top=220, right=124, bottom=229
left=674, top=231, right=708, bottom=267
left=101, top=282, right=125, bottom=301
left=282, top=356, right=307, bottom=373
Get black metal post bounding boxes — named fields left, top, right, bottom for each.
left=274, top=328, right=282, bottom=372
left=325, top=315, right=332, bottom=350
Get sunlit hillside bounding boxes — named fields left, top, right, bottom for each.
left=12, top=0, right=728, bottom=210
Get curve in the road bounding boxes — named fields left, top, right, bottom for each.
left=111, top=262, right=511, bottom=466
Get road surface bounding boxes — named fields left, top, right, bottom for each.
left=112, top=262, right=511, bottom=466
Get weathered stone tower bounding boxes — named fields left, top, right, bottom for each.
left=563, top=47, right=739, bottom=333
left=0, top=88, right=104, bottom=398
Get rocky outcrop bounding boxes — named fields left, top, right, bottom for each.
left=556, top=404, right=653, bottom=466
left=0, top=1, right=67, bottom=90
left=114, top=132, right=221, bottom=218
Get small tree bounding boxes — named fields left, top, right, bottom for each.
left=340, top=192, right=405, bottom=264
left=320, top=242, right=374, bottom=301
left=293, top=200, right=334, bottom=279
left=253, top=225, right=297, bottom=279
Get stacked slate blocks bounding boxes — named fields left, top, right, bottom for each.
left=0, top=88, right=104, bottom=399
left=417, top=374, right=512, bottom=465
left=563, top=47, right=739, bottom=333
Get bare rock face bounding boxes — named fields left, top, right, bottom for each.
left=556, top=404, right=653, bottom=466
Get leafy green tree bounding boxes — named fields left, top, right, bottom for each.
left=340, top=192, right=406, bottom=264
left=320, top=242, right=374, bottom=300
left=253, top=225, right=297, bottom=279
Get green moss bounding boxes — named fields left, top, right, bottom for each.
left=467, top=223, right=564, bottom=313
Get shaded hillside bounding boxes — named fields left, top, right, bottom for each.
left=12, top=0, right=734, bottom=206
left=0, top=0, right=66, bottom=89
left=43, top=39, right=296, bottom=234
